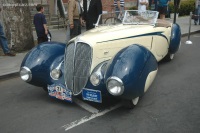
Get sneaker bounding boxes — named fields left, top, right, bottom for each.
left=5, top=52, right=16, bottom=56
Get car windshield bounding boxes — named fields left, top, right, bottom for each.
left=95, top=10, right=159, bottom=26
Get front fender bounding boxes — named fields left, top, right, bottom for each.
left=105, top=44, right=158, bottom=100
left=21, top=42, right=66, bottom=87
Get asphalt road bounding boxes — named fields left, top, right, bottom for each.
left=0, top=34, right=200, bottom=133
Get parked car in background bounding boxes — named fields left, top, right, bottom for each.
left=20, top=10, right=181, bottom=108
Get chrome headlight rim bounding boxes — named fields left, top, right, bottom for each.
left=90, top=72, right=102, bottom=86
left=20, top=66, right=32, bottom=82
left=106, top=76, right=124, bottom=96
left=50, top=69, right=62, bottom=80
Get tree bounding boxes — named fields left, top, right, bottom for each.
left=1, top=0, right=34, bottom=52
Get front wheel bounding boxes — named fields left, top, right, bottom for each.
left=123, top=97, right=139, bottom=109
left=43, top=86, right=48, bottom=92
left=164, top=53, right=175, bottom=62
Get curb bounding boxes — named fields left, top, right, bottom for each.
left=0, top=72, right=19, bottom=81
left=181, top=30, right=200, bottom=37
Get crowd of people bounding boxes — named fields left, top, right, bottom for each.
left=67, top=0, right=102, bottom=40
left=1, top=0, right=199, bottom=56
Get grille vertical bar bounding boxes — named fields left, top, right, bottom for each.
left=64, top=43, right=75, bottom=90
left=64, top=42, right=92, bottom=95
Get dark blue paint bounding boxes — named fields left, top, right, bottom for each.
left=21, top=41, right=66, bottom=87
left=169, top=23, right=181, bottom=53
left=104, top=44, right=157, bottom=100
left=85, top=61, right=111, bottom=96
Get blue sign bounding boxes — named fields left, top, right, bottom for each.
left=82, top=88, right=102, bottom=103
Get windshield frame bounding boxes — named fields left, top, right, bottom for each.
left=95, top=10, right=159, bottom=27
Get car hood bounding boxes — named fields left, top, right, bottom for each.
left=76, top=24, right=154, bottom=46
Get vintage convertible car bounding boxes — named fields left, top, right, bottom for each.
left=20, top=10, right=181, bottom=108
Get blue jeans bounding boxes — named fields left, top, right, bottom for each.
left=0, top=22, right=9, bottom=54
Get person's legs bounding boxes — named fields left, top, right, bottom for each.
left=0, top=23, right=10, bottom=54
left=70, top=19, right=81, bottom=39
left=158, top=6, right=167, bottom=19
left=37, top=36, right=47, bottom=44
left=162, top=6, right=167, bottom=19
left=198, top=5, right=200, bottom=25
left=77, top=20, right=81, bottom=35
left=37, top=37, right=43, bottom=44
left=66, top=22, right=70, bottom=43
left=115, top=7, right=120, bottom=18
left=160, top=14, right=165, bottom=19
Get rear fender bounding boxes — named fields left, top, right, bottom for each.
left=169, top=23, right=181, bottom=54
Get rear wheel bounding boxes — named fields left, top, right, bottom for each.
left=43, top=86, right=48, bottom=92
left=165, top=41, right=181, bottom=62
left=164, top=53, right=175, bottom=62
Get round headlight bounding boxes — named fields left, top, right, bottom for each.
left=90, top=72, right=101, bottom=86
left=50, top=69, right=62, bottom=80
left=107, top=77, right=124, bottom=96
left=20, top=66, right=32, bottom=82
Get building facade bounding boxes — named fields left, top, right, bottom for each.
left=62, top=0, right=137, bottom=12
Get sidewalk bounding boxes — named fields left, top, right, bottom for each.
left=0, top=16, right=200, bottom=79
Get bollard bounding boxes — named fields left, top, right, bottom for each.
left=185, top=12, right=193, bottom=44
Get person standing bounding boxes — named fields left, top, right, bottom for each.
left=83, top=0, right=102, bottom=30
left=0, top=7, right=15, bottom=56
left=33, top=4, right=49, bottom=44
left=67, top=0, right=82, bottom=39
left=157, top=0, right=170, bottom=19
left=138, top=0, right=149, bottom=12
left=194, top=0, right=200, bottom=25
left=114, top=0, right=125, bottom=17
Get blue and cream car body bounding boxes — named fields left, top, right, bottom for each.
left=20, top=10, right=181, bottom=107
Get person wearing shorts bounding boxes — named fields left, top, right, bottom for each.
left=157, top=0, right=170, bottom=19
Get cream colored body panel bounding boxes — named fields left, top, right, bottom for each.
left=144, top=69, right=158, bottom=92
left=73, top=23, right=172, bottom=72
left=150, top=26, right=172, bottom=61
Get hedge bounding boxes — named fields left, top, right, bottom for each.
left=168, top=0, right=195, bottom=16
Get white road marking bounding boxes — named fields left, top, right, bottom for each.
left=73, top=97, right=99, bottom=114
left=62, top=103, right=122, bottom=131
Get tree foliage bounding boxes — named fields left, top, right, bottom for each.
left=169, top=0, right=196, bottom=16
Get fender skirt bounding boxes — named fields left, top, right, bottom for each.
left=105, top=44, right=158, bottom=100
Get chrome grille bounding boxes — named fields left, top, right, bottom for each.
left=64, top=42, right=92, bottom=95
left=64, top=43, right=75, bottom=90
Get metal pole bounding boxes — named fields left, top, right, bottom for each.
left=173, top=8, right=177, bottom=23
left=185, top=12, right=193, bottom=45
left=188, top=12, right=192, bottom=40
